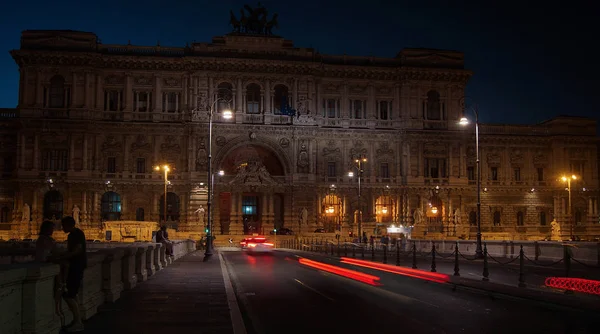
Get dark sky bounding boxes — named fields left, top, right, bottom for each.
left=0, top=0, right=597, bottom=126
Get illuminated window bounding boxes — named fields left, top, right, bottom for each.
left=101, top=191, right=122, bottom=221
left=242, top=196, right=258, bottom=215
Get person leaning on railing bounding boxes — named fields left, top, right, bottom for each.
left=35, top=220, right=67, bottom=327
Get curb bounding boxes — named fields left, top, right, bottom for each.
left=277, top=248, right=600, bottom=312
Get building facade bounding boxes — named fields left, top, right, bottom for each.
left=1, top=22, right=599, bottom=241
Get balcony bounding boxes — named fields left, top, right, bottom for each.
left=424, top=178, right=449, bottom=185
left=243, top=114, right=263, bottom=124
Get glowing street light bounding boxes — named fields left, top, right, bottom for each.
left=459, top=97, right=483, bottom=258
left=154, top=164, right=170, bottom=225
left=561, top=174, right=578, bottom=240
left=348, top=156, right=367, bottom=241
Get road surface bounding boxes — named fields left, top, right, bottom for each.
left=223, top=250, right=597, bottom=334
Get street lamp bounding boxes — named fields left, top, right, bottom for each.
left=349, top=155, right=367, bottom=242
left=154, top=164, right=170, bottom=225
left=561, top=174, right=578, bottom=240
left=459, top=98, right=483, bottom=258
left=197, top=91, right=233, bottom=257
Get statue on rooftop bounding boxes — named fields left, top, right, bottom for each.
left=229, top=3, right=279, bottom=35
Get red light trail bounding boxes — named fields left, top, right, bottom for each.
left=299, top=258, right=382, bottom=286
left=340, top=257, right=450, bottom=284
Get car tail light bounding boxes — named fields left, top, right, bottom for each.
left=248, top=243, right=257, bottom=248
left=264, top=243, right=274, bottom=247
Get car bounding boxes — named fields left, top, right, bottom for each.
left=314, top=228, right=326, bottom=233
left=269, top=227, right=293, bottom=235
left=245, top=237, right=274, bottom=254
left=239, top=238, right=250, bottom=249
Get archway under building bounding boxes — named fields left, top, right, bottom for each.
left=215, top=142, right=288, bottom=235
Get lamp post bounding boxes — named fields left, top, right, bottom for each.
left=561, top=174, right=577, bottom=240
left=348, top=155, right=367, bottom=242
left=459, top=98, right=483, bottom=258
left=154, top=165, right=170, bottom=225
left=195, top=91, right=233, bottom=257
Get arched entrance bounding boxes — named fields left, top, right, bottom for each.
left=43, top=190, right=63, bottom=220
left=216, top=142, right=288, bottom=235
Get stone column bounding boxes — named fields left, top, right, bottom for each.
left=182, top=74, right=188, bottom=111
left=154, top=75, right=162, bottom=113
left=82, top=191, right=87, bottom=224
left=293, top=79, right=298, bottom=110
left=82, top=134, right=88, bottom=171
left=35, top=70, right=43, bottom=107
left=264, top=80, right=271, bottom=113
left=69, top=135, right=75, bottom=171
left=96, top=73, right=104, bottom=111
left=193, top=76, right=199, bottom=109
left=33, top=134, right=39, bottom=171
left=123, top=135, right=130, bottom=174
left=20, top=134, right=26, bottom=169
left=71, top=71, right=78, bottom=108
left=83, top=71, right=91, bottom=109
left=236, top=79, right=243, bottom=123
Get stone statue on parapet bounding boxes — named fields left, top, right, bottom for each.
left=550, top=219, right=562, bottom=241
left=229, top=3, right=279, bottom=35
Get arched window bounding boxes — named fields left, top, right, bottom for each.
left=493, top=211, right=501, bottom=226
left=246, top=84, right=261, bottom=114
left=136, top=208, right=145, bottom=221
left=0, top=206, right=9, bottom=223
left=539, top=211, right=547, bottom=226
left=273, top=84, right=289, bottom=114
left=217, top=82, right=233, bottom=113
left=469, top=211, right=476, bottom=226
left=159, top=192, right=180, bottom=222
left=43, top=190, right=63, bottom=220
left=426, top=90, right=441, bottom=120
left=49, top=75, right=66, bottom=108
left=101, top=191, right=122, bottom=221
left=516, top=211, right=524, bottom=226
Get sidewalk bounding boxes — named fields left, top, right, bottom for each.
left=83, top=251, right=236, bottom=334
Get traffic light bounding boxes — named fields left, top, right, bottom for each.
left=205, top=228, right=209, bottom=233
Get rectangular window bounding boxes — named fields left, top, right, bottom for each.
left=537, top=167, right=544, bottom=182
left=569, top=161, right=584, bottom=176
left=514, top=168, right=521, bottom=181
left=323, top=99, right=339, bottom=118
left=164, top=92, right=178, bottom=113
left=104, top=90, right=121, bottom=111
left=327, top=162, right=336, bottom=178
left=134, top=92, right=152, bottom=112
left=107, top=157, right=116, bottom=173
left=491, top=167, right=498, bottom=181
left=380, top=163, right=390, bottom=179
left=425, top=158, right=447, bottom=178
left=41, top=150, right=68, bottom=171
left=350, top=100, right=365, bottom=119
left=378, top=101, right=390, bottom=120
left=242, top=196, right=258, bottom=215
left=467, top=166, right=475, bottom=180
left=136, top=158, right=145, bottom=174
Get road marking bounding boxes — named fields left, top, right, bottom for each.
left=294, top=279, right=335, bottom=302
left=219, top=253, right=248, bottom=334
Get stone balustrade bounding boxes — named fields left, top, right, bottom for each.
left=0, top=239, right=196, bottom=334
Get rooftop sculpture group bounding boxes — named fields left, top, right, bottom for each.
left=230, top=3, right=279, bottom=35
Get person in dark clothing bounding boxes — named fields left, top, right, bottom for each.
left=56, top=216, right=87, bottom=332
left=156, top=226, right=173, bottom=256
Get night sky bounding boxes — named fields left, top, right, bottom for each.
left=0, top=0, right=597, bottom=127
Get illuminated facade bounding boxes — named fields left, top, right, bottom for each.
left=0, top=23, right=598, bottom=241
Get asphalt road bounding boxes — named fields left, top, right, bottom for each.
left=223, top=250, right=598, bottom=334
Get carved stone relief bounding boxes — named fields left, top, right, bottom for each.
left=509, top=148, right=524, bottom=165
left=105, top=75, right=124, bottom=85
left=163, top=77, right=180, bottom=87
left=486, top=148, right=501, bottom=166
left=196, top=141, right=208, bottom=171
left=216, top=136, right=227, bottom=147
left=279, top=138, right=290, bottom=148
left=102, top=135, right=123, bottom=152
left=159, top=136, right=181, bottom=154
left=229, top=160, right=278, bottom=186
left=134, top=76, right=153, bottom=86
left=131, top=135, right=151, bottom=152
left=297, top=140, right=309, bottom=173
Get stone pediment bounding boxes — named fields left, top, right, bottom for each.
left=131, top=135, right=151, bottom=152
left=229, top=161, right=278, bottom=185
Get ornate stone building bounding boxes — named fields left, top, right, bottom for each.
left=1, top=18, right=598, bottom=241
